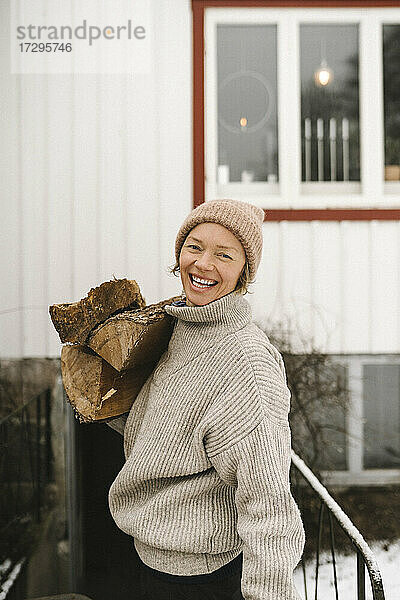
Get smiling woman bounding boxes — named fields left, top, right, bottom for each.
left=108, top=199, right=305, bottom=600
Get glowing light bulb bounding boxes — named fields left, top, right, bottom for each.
left=314, top=61, right=333, bottom=87
left=240, top=117, right=248, bottom=128
left=317, top=68, right=330, bottom=86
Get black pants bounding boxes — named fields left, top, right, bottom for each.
left=138, top=552, right=245, bottom=600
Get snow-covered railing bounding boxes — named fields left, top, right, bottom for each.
left=0, top=559, right=26, bottom=600
left=291, top=451, right=386, bottom=600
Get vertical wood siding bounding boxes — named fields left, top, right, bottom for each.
left=250, top=220, right=400, bottom=354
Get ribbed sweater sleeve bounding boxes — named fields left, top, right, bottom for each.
left=210, top=419, right=305, bottom=600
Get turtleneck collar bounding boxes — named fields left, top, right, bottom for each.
left=164, top=291, right=251, bottom=328
left=149, top=292, right=252, bottom=382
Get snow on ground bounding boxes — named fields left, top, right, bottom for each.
left=294, top=539, right=400, bottom=599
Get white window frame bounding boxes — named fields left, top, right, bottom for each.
left=204, top=7, right=400, bottom=210
left=322, top=354, right=400, bottom=487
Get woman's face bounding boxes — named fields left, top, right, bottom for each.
left=179, top=222, right=246, bottom=306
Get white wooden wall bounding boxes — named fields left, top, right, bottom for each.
left=1, top=0, right=400, bottom=358
left=251, top=220, right=400, bottom=355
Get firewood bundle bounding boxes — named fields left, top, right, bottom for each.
left=49, top=278, right=180, bottom=423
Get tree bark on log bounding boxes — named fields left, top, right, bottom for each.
left=49, top=278, right=145, bottom=344
left=87, top=297, right=180, bottom=371
left=61, top=345, right=154, bottom=422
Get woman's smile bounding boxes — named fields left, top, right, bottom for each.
left=189, top=273, right=218, bottom=289
left=179, top=222, right=246, bottom=306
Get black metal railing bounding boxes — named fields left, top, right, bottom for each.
left=0, top=388, right=53, bottom=600
left=291, top=451, right=386, bottom=600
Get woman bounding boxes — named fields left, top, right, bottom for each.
left=108, top=198, right=305, bottom=600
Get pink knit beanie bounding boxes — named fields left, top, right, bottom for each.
left=175, top=199, right=264, bottom=281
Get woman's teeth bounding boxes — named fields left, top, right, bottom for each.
left=190, top=274, right=217, bottom=289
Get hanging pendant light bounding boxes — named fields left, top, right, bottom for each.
left=314, top=39, right=334, bottom=87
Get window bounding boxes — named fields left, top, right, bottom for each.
left=321, top=355, right=400, bottom=486
left=204, top=7, right=400, bottom=211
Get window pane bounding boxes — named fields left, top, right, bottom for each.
left=313, top=363, right=348, bottom=471
left=363, top=365, right=400, bottom=469
left=217, top=25, right=278, bottom=183
left=300, top=24, right=360, bottom=182
left=383, top=25, right=400, bottom=181
left=290, top=362, right=348, bottom=471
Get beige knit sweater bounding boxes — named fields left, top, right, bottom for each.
left=108, top=292, right=305, bottom=599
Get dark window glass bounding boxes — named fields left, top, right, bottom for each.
left=300, top=24, right=360, bottom=182
left=290, top=362, right=348, bottom=471
left=217, top=25, right=278, bottom=183
left=383, top=25, right=400, bottom=181
left=314, top=363, right=348, bottom=471
left=363, top=364, right=400, bottom=469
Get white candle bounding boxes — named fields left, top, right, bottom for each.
left=330, top=118, right=336, bottom=139
left=217, top=165, right=229, bottom=184
left=241, top=170, right=254, bottom=183
left=342, top=118, right=349, bottom=140
left=305, top=118, right=311, bottom=139
left=317, top=118, right=324, bottom=140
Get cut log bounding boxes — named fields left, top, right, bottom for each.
left=87, top=296, right=180, bottom=371
left=61, top=345, right=154, bottom=422
left=49, top=278, right=145, bottom=344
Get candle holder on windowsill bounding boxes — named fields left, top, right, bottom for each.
left=385, top=165, right=400, bottom=181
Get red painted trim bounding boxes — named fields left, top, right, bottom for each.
left=192, top=0, right=400, bottom=219
left=193, top=2, right=205, bottom=208
left=264, top=209, right=400, bottom=221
